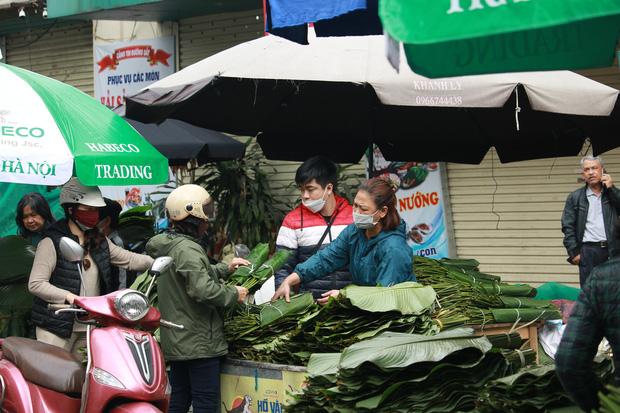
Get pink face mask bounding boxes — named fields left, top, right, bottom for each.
left=74, top=208, right=100, bottom=230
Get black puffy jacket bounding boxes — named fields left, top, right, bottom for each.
left=31, top=220, right=113, bottom=338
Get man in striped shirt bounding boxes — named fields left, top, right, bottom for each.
left=274, top=156, right=354, bottom=299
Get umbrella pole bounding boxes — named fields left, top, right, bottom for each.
left=366, top=142, right=374, bottom=178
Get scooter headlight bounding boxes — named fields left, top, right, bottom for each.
left=114, top=291, right=149, bottom=321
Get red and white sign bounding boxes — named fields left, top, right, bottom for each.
left=94, top=37, right=175, bottom=108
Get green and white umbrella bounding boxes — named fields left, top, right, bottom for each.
left=380, top=0, right=620, bottom=78
left=0, top=63, right=168, bottom=186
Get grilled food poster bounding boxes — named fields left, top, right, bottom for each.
left=370, top=146, right=451, bottom=258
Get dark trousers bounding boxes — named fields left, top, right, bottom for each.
left=168, top=357, right=222, bottom=413
left=579, top=243, right=609, bottom=287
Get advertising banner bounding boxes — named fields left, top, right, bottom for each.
left=221, top=360, right=307, bottom=413
left=369, top=146, right=452, bottom=259
left=94, top=36, right=175, bottom=108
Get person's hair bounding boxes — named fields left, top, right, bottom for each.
left=358, top=177, right=400, bottom=231
left=15, top=192, right=55, bottom=237
left=295, top=156, right=338, bottom=189
left=580, top=155, right=604, bottom=169
left=101, top=198, right=122, bottom=229
left=170, top=215, right=204, bottom=239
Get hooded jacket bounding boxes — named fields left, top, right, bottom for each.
left=295, top=220, right=415, bottom=287
left=145, top=231, right=238, bottom=361
left=275, top=195, right=353, bottom=298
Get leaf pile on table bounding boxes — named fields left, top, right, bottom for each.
left=415, top=256, right=562, bottom=326
left=226, top=282, right=438, bottom=365
left=286, top=327, right=535, bottom=413
left=225, top=255, right=563, bottom=365
left=476, top=361, right=613, bottom=413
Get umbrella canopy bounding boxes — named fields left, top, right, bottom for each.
left=380, top=0, right=620, bottom=78
left=0, top=63, right=168, bottom=186
left=125, top=34, right=620, bottom=164
left=124, top=118, right=246, bottom=165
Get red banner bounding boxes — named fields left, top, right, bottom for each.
left=97, top=45, right=171, bottom=72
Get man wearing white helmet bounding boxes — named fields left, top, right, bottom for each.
left=146, top=184, right=249, bottom=413
left=28, top=177, right=154, bottom=357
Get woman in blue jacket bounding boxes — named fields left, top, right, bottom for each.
left=272, top=177, right=415, bottom=304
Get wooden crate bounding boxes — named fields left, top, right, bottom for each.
left=472, top=322, right=541, bottom=364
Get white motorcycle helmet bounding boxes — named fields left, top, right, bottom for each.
left=165, top=184, right=212, bottom=222
left=59, top=177, right=106, bottom=207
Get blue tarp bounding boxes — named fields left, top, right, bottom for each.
left=267, top=0, right=366, bottom=28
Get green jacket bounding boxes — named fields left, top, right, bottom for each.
left=146, top=231, right=239, bottom=361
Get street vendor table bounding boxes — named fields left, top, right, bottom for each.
left=473, top=322, right=542, bottom=364
left=220, top=358, right=307, bottom=413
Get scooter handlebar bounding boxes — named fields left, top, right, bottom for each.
left=48, top=303, right=71, bottom=311
left=160, top=319, right=184, bottom=330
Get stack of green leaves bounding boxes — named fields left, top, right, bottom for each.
left=415, top=256, right=500, bottom=326
left=415, top=256, right=561, bottom=326
left=226, top=293, right=316, bottom=362
left=477, top=361, right=613, bottom=413
left=279, top=282, right=439, bottom=365
left=286, top=327, right=536, bottom=413
left=0, top=236, right=36, bottom=338
left=0, top=236, right=35, bottom=285
left=598, top=385, right=620, bottom=413
left=226, top=282, right=439, bottom=365
left=227, top=245, right=291, bottom=293
left=0, top=283, right=34, bottom=338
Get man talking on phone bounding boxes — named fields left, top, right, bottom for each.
left=562, top=155, right=620, bottom=287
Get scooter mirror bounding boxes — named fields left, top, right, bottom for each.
left=150, top=256, right=173, bottom=275
left=59, top=237, right=84, bottom=263
left=234, top=244, right=250, bottom=258
left=145, top=256, right=172, bottom=297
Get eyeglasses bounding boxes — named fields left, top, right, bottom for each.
left=82, top=258, right=91, bottom=270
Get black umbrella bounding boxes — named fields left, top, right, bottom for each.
left=125, top=35, right=620, bottom=165
left=124, top=118, right=245, bottom=166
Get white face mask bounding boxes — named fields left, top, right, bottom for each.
left=353, top=210, right=379, bottom=229
left=302, top=187, right=329, bottom=213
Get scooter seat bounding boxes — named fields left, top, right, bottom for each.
left=2, top=337, right=85, bottom=394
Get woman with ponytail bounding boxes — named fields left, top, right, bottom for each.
left=273, top=177, right=415, bottom=304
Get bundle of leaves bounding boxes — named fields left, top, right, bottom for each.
left=225, top=293, right=316, bottom=362
left=477, top=361, right=613, bottom=413
left=226, top=282, right=439, bottom=365
left=598, top=385, right=620, bottom=413
left=415, top=256, right=561, bottom=327
left=286, top=327, right=535, bottom=413
left=227, top=244, right=291, bottom=293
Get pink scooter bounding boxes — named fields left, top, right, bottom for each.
left=0, top=237, right=182, bottom=413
